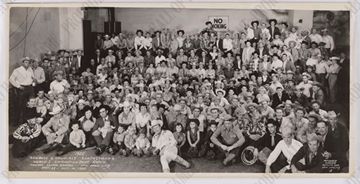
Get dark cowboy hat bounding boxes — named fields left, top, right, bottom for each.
left=271, top=45, right=279, bottom=49
left=301, top=41, right=309, bottom=45
left=311, top=41, right=318, bottom=47
left=251, top=20, right=259, bottom=26
left=252, top=51, right=259, bottom=55
left=154, top=30, right=162, bottom=34
left=280, top=22, right=289, bottom=27
left=208, top=120, right=217, bottom=126
left=268, top=19, right=278, bottom=25
left=98, top=104, right=111, bottom=112
left=205, top=21, right=212, bottom=25
left=160, top=60, right=168, bottom=65
left=187, top=118, right=200, bottom=126
left=136, top=29, right=143, bottom=35
left=272, top=53, right=279, bottom=58
left=177, top=30, right=185, bottom=35
left=245, top=40, right=253, bottom=45
left=319, top=42, right=326, bottom=46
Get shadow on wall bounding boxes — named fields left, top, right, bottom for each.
left=9, top=7, right=61, bottom=74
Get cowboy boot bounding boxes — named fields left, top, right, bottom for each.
left=223, top=153, right=236, bottom=166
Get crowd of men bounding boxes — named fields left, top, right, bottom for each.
left=9, top=18, right=350, bottom=173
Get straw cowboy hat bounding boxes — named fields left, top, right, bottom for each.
left=49, top=105, right=64, bottom=115
left=329, top=56, right=340, bottom=60
left=245, top=102, right=259, bottom=111
left=302, top=72, right=311, bottom=79
left=150, top=119, right=163, bottom=128
left=215, top=89, right=226, bottom=96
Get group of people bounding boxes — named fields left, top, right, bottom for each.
left=9, top=18, right=349, bottom=173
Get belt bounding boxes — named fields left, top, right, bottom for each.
left=20, top=84, right=32, bottom=87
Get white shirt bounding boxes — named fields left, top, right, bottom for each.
left=152, top=130, right=177, bottom=151
left=50, top=79, right=69, bottom=94
left=33, top=67, right=45, bottom=84
left=309, top=34, right=323, bottom=44
left=271, top=59, right=283, bottom=70
left=223, top=38, right=233, bottom=51
left=10, top=66, right=34, bottom=88
left=134, top=36, right=145, bottom=49
left=135, top=112, right=151, bottom=129
left=246, top=28, right=254, bottom=39
left=266, top=139, right=303, bottom=166
left=143, top=37, right=152, bottom=48
left=155, top=55, right=166, bottom=66
left=322, top=35, right=335, bottom=51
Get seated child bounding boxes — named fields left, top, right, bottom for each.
left=186, top=119, right=201, bottom=158
left=99, top=119, right=115, bottom=138
left=173, top=123, right=186, bottom=156
left=134, top=130, right=151, bottom=157
left=123, top=126, right=137, bottom=156
left=199, top=120, right=218, bottom=160
left=56, top=122, right=86, bottom=156
left=110, top=126, right=127, bottom=155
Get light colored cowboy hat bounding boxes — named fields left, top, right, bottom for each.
left=302, top=72, right=311, bottom=79
left=245, top=102, right=259, bottom=111
left=49, top=105, right=64, bottom=115
left=150, top=119, right=163, bottom=128
left=215, top=88, right=226, bottom=95
left=329, top=56, right=340, bottom=60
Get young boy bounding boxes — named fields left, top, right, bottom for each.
left=134, top=130, right=151, bottom=157
left=199, top=120, right=218, bottom=159
left=56, top=122, right=86, bottom=156
left=110, top=126, right=127, bottom=155
left=124, top=126, right=137, bottom=156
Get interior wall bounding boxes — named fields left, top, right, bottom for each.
left=9, top=7, right=61, bottom=72
left=114, top=8, right=313, bottom=34
left=9, top=7, right=83, bottom=73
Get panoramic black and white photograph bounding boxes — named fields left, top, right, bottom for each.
left=7, top=5, right=351, bottom=174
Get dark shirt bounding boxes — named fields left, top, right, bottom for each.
left=291, top=144, right=325, bottom=173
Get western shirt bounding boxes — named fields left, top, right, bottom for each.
left=266, top=139, right=303, bottom=166
left=10, top=66, right=34, bottom=88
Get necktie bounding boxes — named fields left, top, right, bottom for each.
left=271, top=135, right=275, bottom=147
left=309, top=152, right=314, bottom=163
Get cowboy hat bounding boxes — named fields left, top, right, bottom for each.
left=312, top=81, right=323, bottom=88
left=215, top=88, right=226, bottom=95
left=150, top=119, right=163, bottom=128
left=177, top=30, right=185, bottom=35
left=251, top=20, right=259, bottom=26
left=329, top=56, right=340, bottom=60
left=187, top=119, right=200, bottom=126
left=307, top=113, right=321, bottom=122
left=245, top=102, right=258, bottom=111
left=302, top=72, right=311, bottom=79
left=49, top=105, right=64, bottom=115
left=268, top=19, right=278, bottom=25
left=208, top=105, right=221, bottom=112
